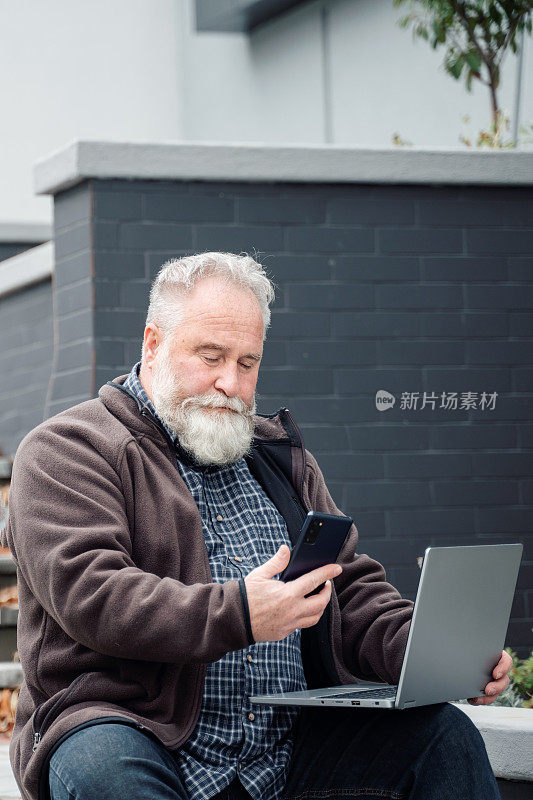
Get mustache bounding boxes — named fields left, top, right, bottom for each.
left=181, top=393, right=254, bottom=416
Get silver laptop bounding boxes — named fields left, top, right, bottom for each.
left=251, top=543, right=522, bottom=710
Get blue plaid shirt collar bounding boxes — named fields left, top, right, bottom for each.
left=123, top=362, right=230, bottom=473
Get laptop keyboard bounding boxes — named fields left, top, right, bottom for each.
left=325, top=688, right=397, bottom=699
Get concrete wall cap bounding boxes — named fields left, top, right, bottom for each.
left=0, top=241, right=53, bottom=300
left=33, top=140, right=533, bottom=196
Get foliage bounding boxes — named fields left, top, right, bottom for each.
left=459, top=109, right=533, bottom=147
left=393, top=0, right=533, bottom=135
left=504, top=645, right=533, bottom=708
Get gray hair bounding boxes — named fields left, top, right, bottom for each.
left=141, top=252, right=276, bottom=360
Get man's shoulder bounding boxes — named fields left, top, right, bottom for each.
left=16, top=396, right=134, bottom=464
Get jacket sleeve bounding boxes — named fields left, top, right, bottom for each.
left=3, top=421, right=251, bottom=664
left=304, top=450, right=414, bottom=685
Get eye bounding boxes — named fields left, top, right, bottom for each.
left=203, top=357, right=219, bottom=364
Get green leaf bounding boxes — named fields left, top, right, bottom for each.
left=447, top=54, right=466, bottom=79
left=464, top=49, right=482, bottom=73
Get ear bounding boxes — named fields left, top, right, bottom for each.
left=143, top=323, right=162, bottom=368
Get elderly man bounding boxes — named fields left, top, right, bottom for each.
left=4, top=252, right=510, bottom=800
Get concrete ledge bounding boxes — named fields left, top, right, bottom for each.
left=0, top=558, right=16, bottom=576
left=452, top=702, right=533, bottom=783
left=0, top=662, right=22, bottom=688
left=0, top=223, right=52, bottom=244
left=0, top=241, right=53, bottom=300
left=34, top=140, right=533, bottom=196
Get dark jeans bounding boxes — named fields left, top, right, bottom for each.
left=48, top=703, right=501, bottom=800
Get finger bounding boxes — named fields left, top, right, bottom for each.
left=291, top=564, right=342, bottom=597
left=493, top=651, right=513, bottom=679
left=484, top=676, right=510, bottom=697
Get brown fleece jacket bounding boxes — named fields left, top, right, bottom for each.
left=2, top=376, right=414, bottom=800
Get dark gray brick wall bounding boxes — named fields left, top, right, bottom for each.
left=0, top=280, right=54, bottom=455
left=5, top=176, right=533, bottom=657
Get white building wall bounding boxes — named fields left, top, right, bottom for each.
left=1, top=0, right=531, bottom=227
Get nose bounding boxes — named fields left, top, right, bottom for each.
left=213, top=363, right=241, bottom=399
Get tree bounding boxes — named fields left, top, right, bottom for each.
left=393, top=1, right=533, bottom=138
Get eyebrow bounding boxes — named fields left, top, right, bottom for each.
left=193, top=343, right=262, bottom=362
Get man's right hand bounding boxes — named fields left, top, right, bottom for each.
left=244, top=544, right=342, bottom=642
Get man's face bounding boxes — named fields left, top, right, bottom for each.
left=144, top=276, right=264, bottom=467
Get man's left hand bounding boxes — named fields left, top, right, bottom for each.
left=467, top=650, right=512, bottom=706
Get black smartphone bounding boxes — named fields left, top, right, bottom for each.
left=279, top=510, right=354, bottom=596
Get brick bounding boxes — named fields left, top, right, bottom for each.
left=94, top=221, right=119, bottom=249
left=521, top=477, right=533, bottom=502
left=55, top=280, right=92, bottom=317
left=420, top=199, right=533, bottom=227
left=345, top=481, right=431, bottom=509
left=145, top=193, right=234, bottom=223
left=0, top=363, right=51, bottom=395
left=468, top=395, right=530, bottom=422
left=433, top=481, right=518, bottom=506
left=196, top=225, right=283, bottom=252
left=54, top=251, right=92, bottom=288
left=54, top=222, right=91, bottom=260
left=377, top=284, right=462, bottom=309
left=288, top=283, right=375, bottom=310
left=2, top=318, right=51, bottom=351
left=467, top=284, right=533, bottom=309
left=285, top=226, right=374, bottom=253
left=336, top=368, right=422, bottom=394
left=257, top=368, right=333, bottom=395
left=51, top=368, right=92, bottom=401
left=387, top=453, right=471, bottom=478
left=328, top=198, right=415, bottom=225
left=147, top=251, right=190, bottom=278
left=378, top=340, right=465, bottom=365
left=269, top=311, right=330, bottom=338
left=506, top=617, right=533, bottom=643
left=287, top=340, right=377, bottom=366
left=95, top=366, right=124, bottom=388
left=94, top=310, right=145, bottom=338
left=315, top=453, right=383, bottom=480
left=509, top=313, right=533, bottom=337
left=54, top=184, right=91, bottom=231
left=280, top=397, right=375, bottom=423
left=120, top=282, right=150, bottom=310
left=389, top=507, right=475, bottom=536
left=95, top=340, right=125, bottom=367
left=473, top=453, right=532, bottom=477
left=347, top=424, right=428, bottom=451
left=512, top=368, right=533, bottom=392
left=299, top=425, right=350, bottom=451
left=259, top=341, right=286, bottom=366
left=94, top=281, right=121, bottom=307
left=238, top=197, right=325, bottom=224
left=423, top=257, right=507, bottom=281
left=56, top=340, right=93, bottom=372
left=57, top=309, right=93, bottom=344
left=467, top=229, right=533, bottom=255
left=267, top=255, right=331, bottom=281
left=46, top=396, right=90, bottom=417
left=517, top=566, right=533, bottom=592
left=344, top=511, right=387, bottom=539
left=508, top=258, right=533, bottom=281
left=477, top=508, right=532, bottom=533
left=379, top=228, right=462, bottom=254
left=124, top=340, right=143, bottom=365
left=119, top=223, right=192, bottom=251
left=466, top=340, right=526, bottom=364
left=430, top=423, right=517, bottom=450
left=390, top=565, right=422, bottom=593
left=361, top=538, right=424, bottom=566
left=94, top=191, right=142, bottom=220
left=334, top=255, right=419, bottom=282
left=423, top=367, right=510, bottom=393
left=420, top=313, right=464, bottom=338
left=463, top=313, right=508, bottom=338
left=334, top=312, right=420, bottom=338
left=94, top=251, right=145, bottom=279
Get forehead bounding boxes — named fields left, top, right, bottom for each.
left=175, top=276, right=264, bottom=344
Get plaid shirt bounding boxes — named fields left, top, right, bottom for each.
left=124, top=363, right=307, bottom=800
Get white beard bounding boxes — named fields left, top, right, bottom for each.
left=150, top=345, right=257, bottom=467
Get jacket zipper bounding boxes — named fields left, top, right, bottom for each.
left=32, top=673, right=88, bottom=751
left=281, top=407, right=307, bottom=503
